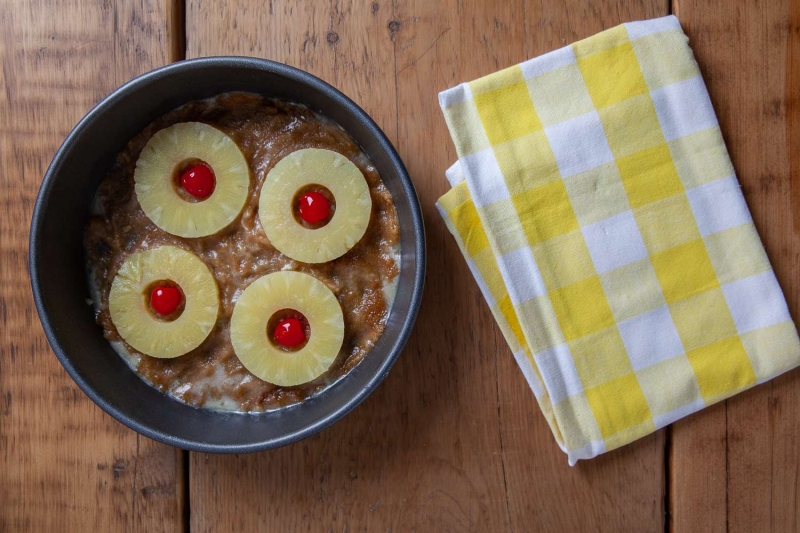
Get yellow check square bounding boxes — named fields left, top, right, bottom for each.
left=634, top=194, right=701, bottom=255
left=669, top=288, right=737, bottom=351
left=651, top=239, right=719, bottom=303
left=474, top=80, right=542, bottom=145
left=526, top=64, right=595, bottom=126
left=513, top=180, right=580, bottom=245
left=704, top=223, right=771, bottom=284
left=472, top=248, right=507, bottom=301
left=497, top=294, right=526, bottom=348
left=477, top=199, right=529, bottom=255
left=563, top=162, right=632, bottom=226
left=442, top=100, right=491, bottom=156
left=448, top=199, right=490, bottom=256
left=579, top=41, right=649, bottom=108
left=636, top=356, right=702, bottom=416
left=438, top=181, right=472, bottom=211
left=632, top=30, right=699, bottom=90
left=669, top=127, right=736, bottom=189
left=550, top=276, right=615, bottom=341
left=493, top=307, right=523, bottom=354
left=493, top=130, right=559, bottom=193
left=741, top=322, right=800, bottom=381
left=532, top=230, right=596, bottom=290
left=518, top=295, right=566, bottom=353
left=569, top=326, right=633, bottom=389
left=585, top=373, right=653, bottom=439
left=687, top=336, right=756, bottom=403
left=553, top=393, right=603, bottom=450
left=599, top=94, right=664, bottom=158
left=600, top=257, right=667, bottom=322
left=617, top=143, right=684, bottom=208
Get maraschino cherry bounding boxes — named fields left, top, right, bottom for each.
left=150, top=285, right=182, bottom=317
left=273, top=317, right=307, bottom=348
left=180, top=163, right=216, bottom=200
left=298, top=191, right=330, bottom=224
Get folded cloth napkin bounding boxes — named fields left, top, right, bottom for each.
left=436, top=15, right=800, bottom=464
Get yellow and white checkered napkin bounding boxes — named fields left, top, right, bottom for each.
left=436, top=15, right=800, bottom=464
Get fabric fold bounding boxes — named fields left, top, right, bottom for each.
left=436, top=15, right=800, bottom=464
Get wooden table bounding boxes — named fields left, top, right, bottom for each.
left=2, top=0, right=798, bottom=530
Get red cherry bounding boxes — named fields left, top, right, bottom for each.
left=298, top=191, right=331, bottom=224
left=150, top=285, right=182, bottom=317
left=180, top=163, right=216, bottom=200
left=273, top=317, right=306, bottom=348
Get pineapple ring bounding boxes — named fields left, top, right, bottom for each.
left=109, top=246, right=219, bottom=358
left=259, top=148, right=372, bottom=263
left=230, top=271, right=345, bottom=386
left=135, top=122, right=250, bottom=238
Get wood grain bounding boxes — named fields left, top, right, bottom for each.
left=672, top=0, right=800, bottom=531
left=0, top=0, right=184, bottom=531
left=186, top=0, right=666, bottom=531
left=4, top=0, right=800, bottom=530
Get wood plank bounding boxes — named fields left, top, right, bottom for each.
left=187, top=2, right=511, bottom=531
left=0, top=0, right=185, bottom=531
left=187, top=0, right=666, bottom=530
left=672, top=0, right=800, bottom=531
left=670, top=404, right=727, bottom=532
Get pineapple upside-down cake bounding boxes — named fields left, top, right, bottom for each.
left=85, top=93, right=400, bottom=412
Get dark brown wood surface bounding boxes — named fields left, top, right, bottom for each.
left=1, top=0, right=798, bottom=531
